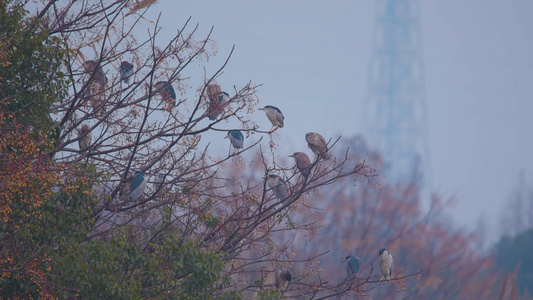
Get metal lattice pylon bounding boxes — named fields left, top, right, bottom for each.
left=364, top=0, right=431, bottom=187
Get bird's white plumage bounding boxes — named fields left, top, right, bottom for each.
left=379, top=249, right=394, bottom=280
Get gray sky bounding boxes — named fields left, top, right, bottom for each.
left=146, top=1, right=533, bottom=244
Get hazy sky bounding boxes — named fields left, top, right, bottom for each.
left=145, top=1, right=533, bottom=244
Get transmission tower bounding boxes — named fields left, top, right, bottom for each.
left=364, top=0, right=431, bottom=187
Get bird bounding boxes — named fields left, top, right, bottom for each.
left=208, top=91, right=230, bottom=120
left=84, top=60, right=108, bottom=88
left=154, top=173, right=167, bottom=198
left=130, top=170, right=148, bottom=201
left=154, top=81, right=177, bottom=108
left=225, top=130, right=244, bottom=149
left=206, top=84, right=230, bottom=120
left=207, top=83, right=222, bottom=99
left=259, top=105, right=284, bottom=130
left=78, top=124, right=92, bottom=152
left=119, top=61, right=134, bottom=84
left=305, top=132, right=331, bottom=160
left=343, top=255, right=362, bottom=278
left=275, top=269, right=292, bottom=291
left=289, top=152, right=312, bottom=178
left=266, top=174, right=288, bottom=202
left=84, top=60, right=108, bottom=115
left=379, top=248, right=394, bottom=281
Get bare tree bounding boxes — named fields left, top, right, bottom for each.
left=21, top=1, right=428, bottom=298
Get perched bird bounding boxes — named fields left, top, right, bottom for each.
left=207, top=83, right=222, bottom=99
left=78, top=124, right=92, bottom=152
left=130, top=170, right=148, bottom=201
left=275, top=269, right=292, bottom=291
left=206, top=84, right=230, bottom=120
left=119, top=61, right=134, bottom=84
left=343, top=255, right=362, bottom=278
left=289, top=152, right=312, bottom=178
left=305, top=132, right=331, bottom=160
left=84, top=60, right=108, bottom=114
left=379, top=248, right=394, bottom=281
left=154, top=173, right=167, bottom=198
left=84, top=60, right=108, bottom=88
left=259, top=105, right=284, bottom=129
left=225, top=130, right=244, bottom=149
left=208, top=91, right=230, bottom=120
left=155, top=81, right=177, bottom=108
left=266, top=174, right=288, bottom=202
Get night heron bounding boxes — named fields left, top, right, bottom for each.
left=259, top=105, right=284, bottom=130
left=379, top=248, right=394, bottom=281
left=78, top=124, right=92, bottom=152
left=154, top=173, right=167, bottom=198
left=207, top=83, right=230, bottom=120
left=275, top=269, right=292, bottom=291
left=305, top=132, right=331, bottom=160
left=84, top=60, right=107, bottom=115
left=130, top=170, right=148, bottom=201
left=225, top=130, right=244, bottom=149
left=289, top=152, right=312, bottom=178
left=343, top=255, right=362, bottom=278
left=155, top=81, right=177, bottom=108
left=84, top=60, right=108, bottom=88
left=266, top=174, right=288, bottom=202
left=119, top=61, right=134, bottom=84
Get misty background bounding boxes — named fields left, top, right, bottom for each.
left=142, top=1, right=533, bottom=246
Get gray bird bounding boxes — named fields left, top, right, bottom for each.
left=84, top=60, right=108, bottom=88
left=84, top=60, right=108, bottom=114
left=259, top=105, right=284, bottom=129
left=305, top=132, right=331, bottom=160
left=154, top=173, right=167, bottom=198
left=206, top=83, right=230, bottom=120
left=343, top=255, right=362, bottom=278
left=275, top=269, right=292, bottom=291
left=119, top=61, right=134, bottom=84
left=266, top=174, right=288, bottom=202
left=78, top=124, right=92, bottom=152
left=225, top=130, right=244, bottom=149
left=379, top=248, right=394, bottom=281
left=289, top=152, right=312, bottom=178
left=130, top=170, right=148, bottom=201
left=155, top=81, right=177, bottom=108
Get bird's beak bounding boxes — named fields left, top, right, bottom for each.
left=258, top=107, right=265, bottom=111
left=288, top=154, right=293, bottom=158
